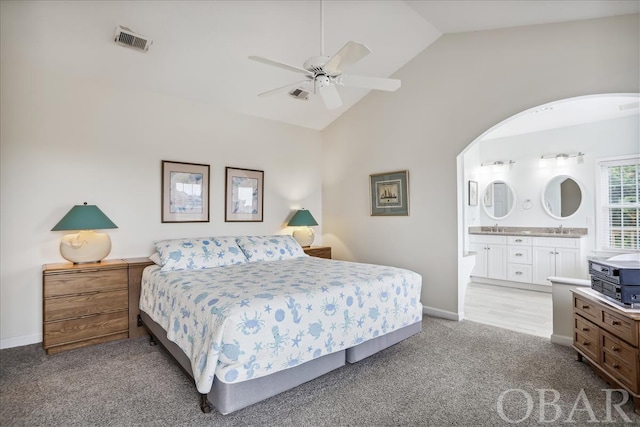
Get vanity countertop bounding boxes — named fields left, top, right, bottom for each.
left=469, top=226, right=587, bottom=238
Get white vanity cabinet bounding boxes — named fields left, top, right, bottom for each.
left=531, top=237, right=586, bottom=285
left=469, top=235, right=507, bottom=280
left=468, top=231, right=587, bottom=291
left=506, top=236, right=532, bottom=283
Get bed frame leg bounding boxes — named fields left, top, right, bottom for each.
left=149, top=335, right=157, bottom=346
left=199, top=394, right=212, bottom=413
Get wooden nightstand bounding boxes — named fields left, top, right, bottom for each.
left=42, top=259, right=129, bottom=354
left=123, top=257, right=154, bottom=339
left=303, top=246, right=332, bottom=259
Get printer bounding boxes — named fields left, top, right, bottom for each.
left=589, top=255, right=640, bottom=308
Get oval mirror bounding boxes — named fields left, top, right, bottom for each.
left=483, top=180, right=516, bottom=219
left=542, top=175, right=583, bottom=219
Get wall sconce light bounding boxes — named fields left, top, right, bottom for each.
left=481, top=160, right=515, bottom=172
left=540, top=152, right=584, bottom=167
left=287, top=209, right=318, bottom=247
left=51, top=202, right=118, bottom=264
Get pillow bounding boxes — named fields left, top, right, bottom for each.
left=235, top=235, right=306, bottom=262
left=149, top=252, right=162, bottom=265
left=154, top=237, right=247, bottom=271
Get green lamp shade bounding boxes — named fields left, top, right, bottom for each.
left=287, top=209, right=318, bottom=227
left=52, top=203, right=118, bottom=231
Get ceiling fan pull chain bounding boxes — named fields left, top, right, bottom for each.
left=320, top=0, right=324, bottom=57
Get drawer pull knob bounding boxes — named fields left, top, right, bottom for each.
left=515, top=253, right=523, bottom=256
left=515, top=239, right=522, bottom=242
left=612, top=363, right=620, bottom=369
left=611, top=346, right=619, bottom=352
left=581, top=341, right=590, bottom=346
left=581, top=305, right=589, bottom=309
left=582, top=327, right=589, bottom=332
left=612, top=321, right=620, bottom=326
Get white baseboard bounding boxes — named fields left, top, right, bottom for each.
left=0, top=333, right=41, bottom=350
left=550, top=333, right=573, bottom=347
left=423, top=305, right=462, bottom=321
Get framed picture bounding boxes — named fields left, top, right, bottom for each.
left=468, top=180, right=478, bottom=206
left=161, top=160, right=210, bottom=223
left=370, top=170, right=409, bottom=216
left=225, top=167, right=264, bottom=222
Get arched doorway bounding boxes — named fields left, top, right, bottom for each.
left=456, top=93, right=640, bottom=336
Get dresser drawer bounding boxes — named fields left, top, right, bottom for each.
left=43, top=310, right=128, bottom=348
left=574, top=295, right=600, bottom=324
left=508, top=246, right=532, bottom=264
left=574, top=315, right=598, bottom=343
left=602, top=309, right=637, bottom=346
left=601, top=330, right=639, bottom=392
left=44, top=289, right=128, bottom=322
left=507, top=264, right=532, bottom=283
left=574, top=330, right=599, bottom=363
left=44, top=268, right=128, bottom=297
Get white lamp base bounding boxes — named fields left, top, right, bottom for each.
left=60, top=230, right=112, bottom=263
left=293, top=227, right=315, bottom=247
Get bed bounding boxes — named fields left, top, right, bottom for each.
left=137, top=235, right=423, bottom=414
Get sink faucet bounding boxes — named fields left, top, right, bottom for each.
left=558, top=224, right=563, bottom=234
left=494, top=223, right=499, bottom=232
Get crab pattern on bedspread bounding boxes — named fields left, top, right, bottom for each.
left=140, top=257, right=422, bottom=394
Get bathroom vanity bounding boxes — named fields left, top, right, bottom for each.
left=469, top=227, right=588, bottom=292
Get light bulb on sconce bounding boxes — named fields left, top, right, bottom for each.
left=540, top=152, right=584, bottom=167
left=480, top=160, right=515, bottom=173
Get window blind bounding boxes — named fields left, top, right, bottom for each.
left=597, top=156, right=640, bottom=252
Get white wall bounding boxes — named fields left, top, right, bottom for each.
left=0, top=59, right=323, bottom=348
left=466, top=114, right=639, bottom=254
left=322, top=15, right=640, bottom=319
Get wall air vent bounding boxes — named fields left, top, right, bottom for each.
left=288, top=88, right=309, bottom=101
left=114, top=26, right=152, bottom=52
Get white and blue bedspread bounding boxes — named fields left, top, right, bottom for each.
left=140, top=256, right=423, bottom=393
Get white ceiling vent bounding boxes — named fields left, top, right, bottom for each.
left=114, top=26, right=152, bottom=52
left=288, top=88, right=309, bottom=101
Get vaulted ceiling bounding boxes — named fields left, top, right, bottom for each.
left=1, top=1, right=638, bottom=130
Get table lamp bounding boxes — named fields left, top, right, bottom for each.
left=287, top=209, right=318, bottom=247
left=51, top=202, right=118, bottom=263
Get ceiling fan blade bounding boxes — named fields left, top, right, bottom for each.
left=257, top=80, right=310, bottom=97
left=324, top=41, right=371, bottom=75
left=318, top=84, right=342, bottom=110
left=249, top=56, right=313, bottom=76
left=338, top=74, right=401, bottom=92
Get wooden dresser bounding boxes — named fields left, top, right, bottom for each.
left=572, top=289, right=640, bottom=413
left=303, top=246, right=331, bottom=259
left=43, top=259, right=129, bottom=354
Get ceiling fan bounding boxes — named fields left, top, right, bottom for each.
left=248, top=1, right=401, bottom=110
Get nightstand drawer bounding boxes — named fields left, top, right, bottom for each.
left=44, top=268, right=127, bottom=297
left=43, top=310, right=128, bottom=348
left=304, top=246, right=331, bottom=259
left=44, top=289, right=128, bottom=322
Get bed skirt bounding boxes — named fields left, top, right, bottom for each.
left=140, top=311, right=422, bottom=414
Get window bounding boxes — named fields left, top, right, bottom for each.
left=597, top=155, right=640, bottom=251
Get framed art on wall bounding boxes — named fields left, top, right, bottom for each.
left=370, top=170, right=409, bottom=216
left=161, top=160, right=210, bottom=223
left=225, top=167, right=264, bottom=222
left=468, top=180, right=478, bottom=206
